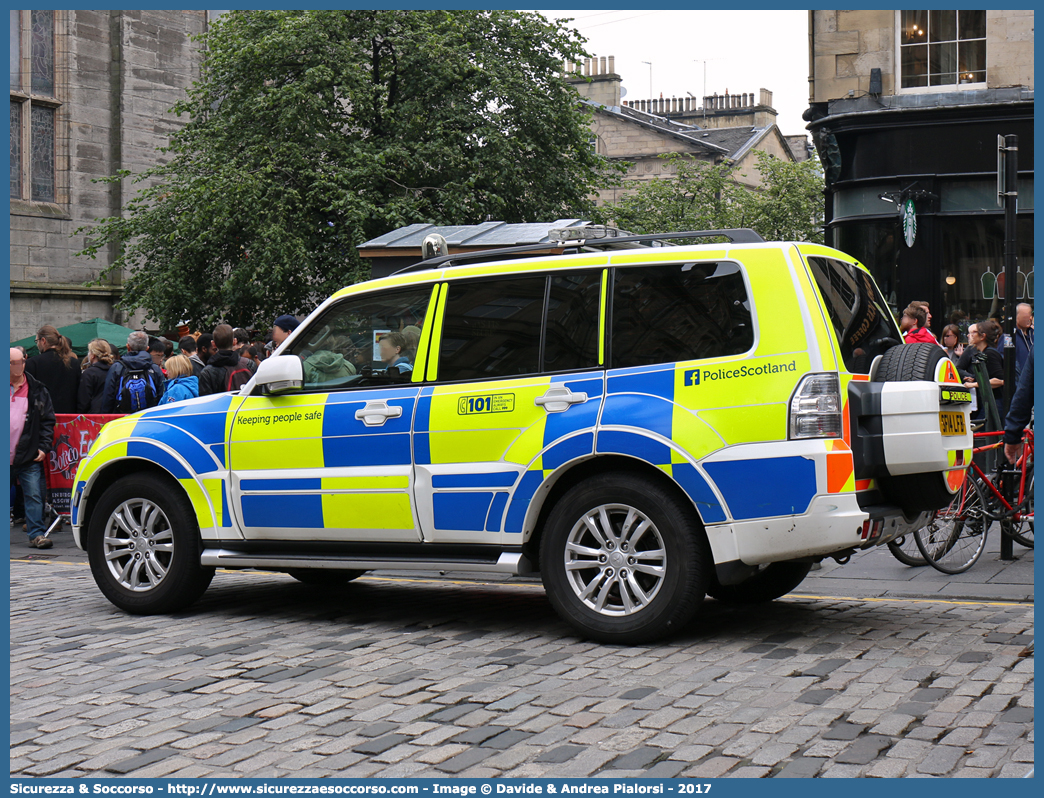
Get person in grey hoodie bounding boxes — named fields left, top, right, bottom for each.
left=100, top=331, right=166, bottom=413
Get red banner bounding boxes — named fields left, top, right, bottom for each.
left=46, top=414, right=124, bottom=514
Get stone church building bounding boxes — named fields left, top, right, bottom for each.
left=9, top=9, right=208, bottom=342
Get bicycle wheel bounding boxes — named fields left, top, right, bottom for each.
left=886, top=533, right=928, bottom=566
left=914, top=475, right=990, bottom=574
left=1004, top=466, right=1033, bottom=549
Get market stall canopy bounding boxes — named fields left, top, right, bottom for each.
left=11, top=318, right=140, bottom=358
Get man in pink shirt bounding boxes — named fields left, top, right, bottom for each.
left=10, top=347, right=55, bottom=548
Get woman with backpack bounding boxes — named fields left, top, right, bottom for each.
left=77, top=339, right=115, bottom=414
left=159, top=355, right=199, bottom=405
left=25, top=325, right=81, bottom=414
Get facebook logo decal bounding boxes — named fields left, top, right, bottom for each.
left=684, top=369, right=700, bottom=386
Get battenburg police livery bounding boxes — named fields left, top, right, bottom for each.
left=72, top=230, right=973, bottom=643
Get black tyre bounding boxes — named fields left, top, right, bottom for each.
left=87, top=474, right=214, bottom=614
left=873, top=342, right=962, bottom=513
left=914, top=474, right=989, bottom=574
left=540, top=473, right=710, bottom=644
left=706, top=562, right=812, bottom=603
left=886, top=534, right=929, bottom=567
left=287, top=569, right=367, bottom=586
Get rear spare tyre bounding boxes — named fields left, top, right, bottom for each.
left=872, top=342, right=964, bottom=513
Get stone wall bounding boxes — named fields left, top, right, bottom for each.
left=812, top=10, right=1034, bottom=102
left=10, top=10, right=206, bottom=341
left=986, top=10, right=1035, bottom=88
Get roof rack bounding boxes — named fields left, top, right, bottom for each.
left=392, top=228, right=765, bottom=274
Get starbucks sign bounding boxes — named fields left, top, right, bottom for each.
left=902, top=198, right=917, bottom=247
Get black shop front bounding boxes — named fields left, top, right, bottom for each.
left=806, top=88, right=1033, bottom=334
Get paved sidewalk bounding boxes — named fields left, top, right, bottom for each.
left=801, top=531, right=1034, bottom=604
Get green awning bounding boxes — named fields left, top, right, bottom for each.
left=11, top=318, right=141, bottom=358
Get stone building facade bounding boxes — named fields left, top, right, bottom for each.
left=9, top=9, right=207, bottom=342
left=565, top=56, right=808, bottom=206
left=805, top=10, right=1033, bottom=327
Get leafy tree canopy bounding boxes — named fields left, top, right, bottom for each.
left=76, top=10, right=618, bottom=329
left=594, top=151, right=825, bottom=245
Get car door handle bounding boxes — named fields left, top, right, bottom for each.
left=355, top=401, right=403, bottom=427
left=534, top=386, right=588, bottom=414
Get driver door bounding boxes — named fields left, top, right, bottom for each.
left=227, top=285, right=436, bottom=542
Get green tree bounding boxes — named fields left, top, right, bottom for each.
left=76, top=10, right=617, bottom=329
left=595, top=151, right=824, bottom=244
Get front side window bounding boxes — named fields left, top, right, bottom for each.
left=899, top=10, right=986, bottom=89
left=286, top=287, right=432, bottom=390
left=611, top=262, right=754, bottom=369
left=806, top=256, right=901, bottom=374
left=10, top=9, right=58, bottom=203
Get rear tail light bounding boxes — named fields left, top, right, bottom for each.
left=860, top=518, right=884, bottom=542
left=789, top=373, right=842, bottom=439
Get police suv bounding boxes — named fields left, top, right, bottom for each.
left=72, top=229, right=972, bottom=643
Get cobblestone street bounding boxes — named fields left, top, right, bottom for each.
left=10, top=560, right=1034, bottom=779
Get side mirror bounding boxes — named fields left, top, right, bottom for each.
left=254, top=355, right=303, bottom=395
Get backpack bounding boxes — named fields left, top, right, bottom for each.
left=115, top=364, right=160, bottom=413
left=225, top=364, right=253, bottom=392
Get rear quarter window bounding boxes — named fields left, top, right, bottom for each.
left=611, top=261, right=753, bottom=369
left=805, top=256, right=901, bottom=374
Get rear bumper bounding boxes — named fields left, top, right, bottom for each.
left=705, top=492, right=926, bottom=567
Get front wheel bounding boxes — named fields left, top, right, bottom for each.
left=706, top=562, right=812, bottom=603
left=540, top=473, right=710, bottom=644
left=87, top=474, right=214, bottom=613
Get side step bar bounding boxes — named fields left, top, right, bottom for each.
left=200, top=549, right=534, bottom=576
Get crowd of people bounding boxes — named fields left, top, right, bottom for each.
left=898, top=300, right=1033, bottom=400
left=10, top=315, right=298, bottom=549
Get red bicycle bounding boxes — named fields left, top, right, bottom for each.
left=914, top=428, right=1033, bottom=574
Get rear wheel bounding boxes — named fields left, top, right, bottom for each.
left=87, top=474, right=214, bottom=613
left=914, top=474, right=989, bottom=574
left=873, top=342, right=963, bottom=513
left=287, top=569, right=367, bottom=586
left=540, top=473, right=709, bottom=644
left=886, top=534, right=929, bottom=566
left=706, top=561, right=812, bottom=603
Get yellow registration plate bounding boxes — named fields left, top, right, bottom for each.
left=939, top=411, right=966, bottom=436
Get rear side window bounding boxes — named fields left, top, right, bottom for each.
left=438, top=276, right=546, bottom=381
left=543, top=272, right=602, bottom=373
left=611, top=262, right=753, bottom=369
left=438, top=271, right=602, bottom=382
left=805, top=256, right=901, bottom=374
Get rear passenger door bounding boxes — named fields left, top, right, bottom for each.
left=416, top=269, right=605, bottom=544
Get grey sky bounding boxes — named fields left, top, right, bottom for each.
left=535, top=9, right=811, bottom=138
